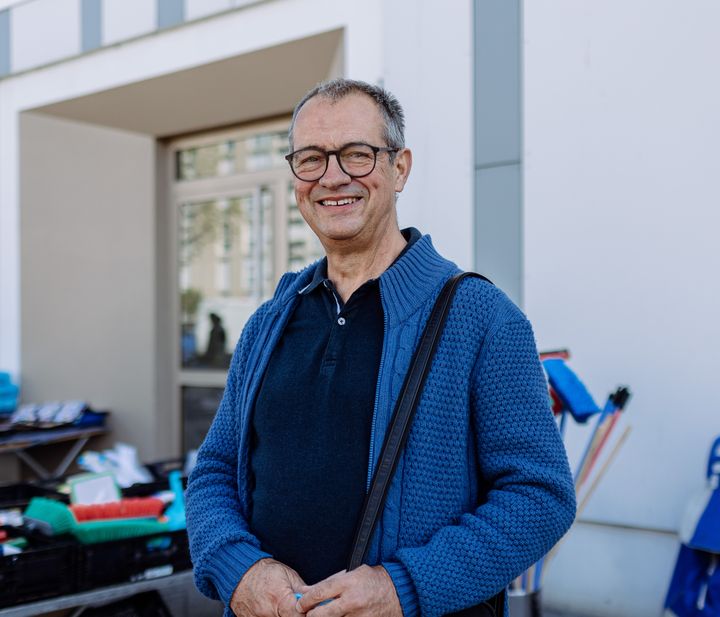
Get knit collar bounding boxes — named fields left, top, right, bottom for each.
left=276, top=230, right=458, bottom=324
left=298, top=227, right=423, bottom=297
left=377, top=232, right=459, bottom=325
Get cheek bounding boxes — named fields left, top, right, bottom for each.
left=294, top=183, right=312, bottom=203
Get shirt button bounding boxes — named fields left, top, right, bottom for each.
left=337, top=317, right=346, bottom=326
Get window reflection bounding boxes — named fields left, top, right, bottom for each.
left=174, top=126, right=327, bottom=374
left=287, top=181, right=324, bottom=270
left=179, top=190, right=274, bottom=369
left=175, top=132, right=288, bottom=181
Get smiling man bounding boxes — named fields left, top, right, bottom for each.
left=186, top=79, right=576, bottom=617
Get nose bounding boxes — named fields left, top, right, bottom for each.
left=319, top=153, right=351, bottom=188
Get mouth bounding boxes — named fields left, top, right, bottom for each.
left=317, top=197, right=362, bottom=207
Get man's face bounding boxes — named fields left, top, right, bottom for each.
left=290, top=93, right=412, bottom=250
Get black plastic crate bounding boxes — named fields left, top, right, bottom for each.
left=0, top=525, right=79, bottom=608
left=0, top=482, right=68, bottom=511
left=122, top=476, right=187, bottom=499
left=78, top=530, right=192, bottom=590
left=145, top=458, right=186, bottom=481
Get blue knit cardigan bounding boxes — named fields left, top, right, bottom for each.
left=186, top=234, right=576, bottom=617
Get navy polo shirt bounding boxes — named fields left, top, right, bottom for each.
left=250, top=228, right=420, bottom=584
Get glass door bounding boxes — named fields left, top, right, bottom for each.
left=169, top=121, right=323, bottom=451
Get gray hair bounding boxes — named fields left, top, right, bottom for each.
left=288, top=78, right=406, bottom=153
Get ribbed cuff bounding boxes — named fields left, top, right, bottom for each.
left=382, top=561, right=420, bottom=617
left=204, top=541, right=272, bottom=605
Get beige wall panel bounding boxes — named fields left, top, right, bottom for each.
left=20, top=112, right=161, bottom=461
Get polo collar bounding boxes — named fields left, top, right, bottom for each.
left=298, top=258, right=329, bottom=295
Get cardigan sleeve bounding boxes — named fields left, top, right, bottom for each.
left=393, top=315, right=577, bottom=616
left=185, top=307, right=272, bottom=605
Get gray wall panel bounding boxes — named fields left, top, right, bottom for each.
left=474, top=0, right=523, bottom=305
left=475, top=164, right=522, bottom=305
left=0, top=10, right=10, bottom=77
left=474, top=0, right=521, bottom=167
left=81, top=0, right=102, bottom=52
left=157, top=0, right=185, bottom=29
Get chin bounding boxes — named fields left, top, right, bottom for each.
left=317, top=226, right=365, bottom=244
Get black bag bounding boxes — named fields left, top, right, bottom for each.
left=347, top=272, right=505, bottom=617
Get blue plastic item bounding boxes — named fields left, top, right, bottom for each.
left=707, top=437, right=720, bottom=481
left=681, top=437, right=720, bottom=554
left=542, top=358, right=600, bottom=423
left=665, top=546, right=719, bottom=616
left=665, top=436, right=720, bottom=616
left=0, top=372, right=19, bottom=414
left=164, top=470, right=186, bottom=531
left=294, top=593, right=332, bottom=606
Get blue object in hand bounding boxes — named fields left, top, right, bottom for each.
left=295, top=593, right=332, bottom=606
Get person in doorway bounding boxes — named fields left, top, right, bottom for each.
left=186, top=78, right=576, bottom=617
left=202, top=312, right=227, bottom=367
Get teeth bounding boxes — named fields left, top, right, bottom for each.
left=321, top=197, right=359, bottom=206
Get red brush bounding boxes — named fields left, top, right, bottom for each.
left=70, top=498, right=165, bottom=522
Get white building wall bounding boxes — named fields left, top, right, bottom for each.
left=524, top=1, right=720, bottom=615
left=20, top=113, right=160, bottom=460
left=384, top=0, right=475, bottom=270
left=10, top=0, right=80, bottom=72
left=102, top=0, right=156, bottom=46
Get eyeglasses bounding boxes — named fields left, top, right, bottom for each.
left=285, top=142, right=399, bottom=182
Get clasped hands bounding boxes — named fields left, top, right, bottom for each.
left=230, top=558, right=402, bottom=617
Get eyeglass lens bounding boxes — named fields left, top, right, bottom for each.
left=291, top=144, right=377, bottom=180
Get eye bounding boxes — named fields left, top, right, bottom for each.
left=347, top=150, right=372, bottom=160
left=295, top=152, right=324, bottom=167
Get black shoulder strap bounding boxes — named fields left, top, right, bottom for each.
left=347, top=272, right=491, bottom=570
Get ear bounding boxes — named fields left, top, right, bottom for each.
left=393, top=148, right=413, bottom=193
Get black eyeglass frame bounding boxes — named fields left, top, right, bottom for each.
left=284, top=142, right=400, bottom=182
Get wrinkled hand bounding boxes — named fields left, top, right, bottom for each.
left=295, top=565, right=402, bottom=617
left=230, top=558, right=306, bottom=617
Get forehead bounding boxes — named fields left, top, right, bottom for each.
left=293, top=93, right=385, bottom=149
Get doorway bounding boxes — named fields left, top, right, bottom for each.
left=168, top=119, right=323, bottom=451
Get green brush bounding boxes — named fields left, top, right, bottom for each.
left=24, top=497, right=177, bottom=544
left=25, top=498, right=75, bottom=535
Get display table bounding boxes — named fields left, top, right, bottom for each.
left=0, top=426, right=107, bottom=480
left=0, top=570, right=222, bottom=617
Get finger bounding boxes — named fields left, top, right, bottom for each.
left=298, top=569, right=346, bottom=598
left=305, top=598, right=347, bottom=617
left=296, top=579, right=343, bottom=612
left=278, top=591, right=305, bottom=617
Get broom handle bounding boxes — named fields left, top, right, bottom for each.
left=577, top=426, right=632, bottom=514
left=580, top=411, right=622, bottom=489
left=574, top=397, right=615, bottom=486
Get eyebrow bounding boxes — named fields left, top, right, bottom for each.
left=291, top=141, right=373, bottom=152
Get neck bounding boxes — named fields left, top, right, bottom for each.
left=325, top=228, right=407, bottom=303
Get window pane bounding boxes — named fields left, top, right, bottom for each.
left=178, top=190, right=274, bottom=369
left=182, top=386, right=223, bottom=452
left=287, top=181, right=324, bottom=271
left=176, top=131, right=288, bottom=181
